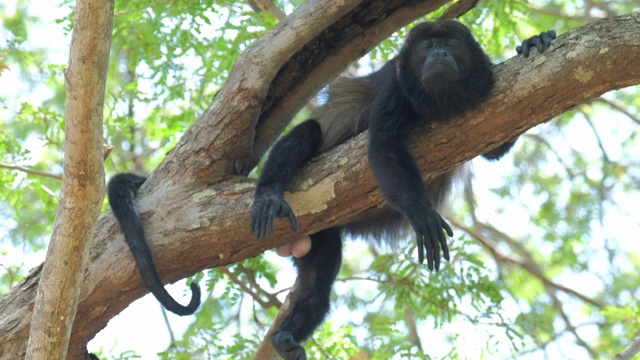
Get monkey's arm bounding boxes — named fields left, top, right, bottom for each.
left=368, top=113, right=452, bottom=271
left=251, top=119, right=322, bottom=239
left=481, top=30, right=556, bottom=161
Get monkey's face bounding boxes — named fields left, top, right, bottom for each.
left=399, top=21, right=477, bottom=95
left=413, top=37, right=469, bottom=91
left=396, top=21, right=494, bottom=114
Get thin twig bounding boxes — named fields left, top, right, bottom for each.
left=160, top=305, right=176, bottom=345
left=589, top=97, right=640, bottom=126
left=0, top=163, right=62, bottom=180
left=219, top=266, right=281, bottom=308
left=114, top=0, right=177, bottom=16
left=237, top=264, right=282, bottom=306
left=450, top=217, right=603, bottom=308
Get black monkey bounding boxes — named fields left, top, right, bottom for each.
left=251, top=21, right=554, bottom=359
left=107, top=173, right=200, bottom=315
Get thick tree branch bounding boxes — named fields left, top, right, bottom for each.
left=159, top=0, right=452, bottom=183
left=0, top=11, right=639, bottom=360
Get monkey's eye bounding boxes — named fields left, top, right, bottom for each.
left=420, top=40, right=435, bottom=49
left=444, top=39, right=461, bottom=48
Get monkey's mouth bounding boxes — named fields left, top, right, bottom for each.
left=423, top=66, right=459, bottom=84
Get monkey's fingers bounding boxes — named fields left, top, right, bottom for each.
left=252, top=199, right=298, bottom=239
left=250, top=212, right=258, bottom=236
left=416, top=233, right=425, bottom=264
left=439, top=217, right=452, bottom=261
left=414, top=221, right=438, bottom=270
left=540, top=30, right=557, bottom=47
left=413, top=220, right=442, bottom=269
left=287, top=210, right=299, bottom=232
left=431, top=213, right=453, bottom=271
left=276, top=201, right=298, bottom=232
left=250, top=219, right=261, bottom=239
left=425, top=241, right=440, bottom=271
left=258, top=214, right=271, bottom=238
left=427, top=220, right=444, bottom=271
left=431, top=243, right=439, bottom=272
left=440, top=235, right=450, bottom=262
left=250, top=207, right=267, bottom=239
left=441, top=219, right=453, bottom=238
left=529, top=37, right=544, bottom=55
left=517, top=30, right=556, bottom=57
left=409, top=221, right=426, bottom=264
left=424, top=215, right=455, bottom=271
left=516, top=44, right=527, bottom=56
left=266, top=203, right=281, bottom=237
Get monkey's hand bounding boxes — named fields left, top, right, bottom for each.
left=251, top=188, right=299, bottom=239
left=517, top=30, right=556, bottom=57
left=407, top=208, right=452, bottom=271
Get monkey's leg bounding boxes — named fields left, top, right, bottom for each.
left=271, top=228, right=342, bottom=360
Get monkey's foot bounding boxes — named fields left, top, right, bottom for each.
left=271, top=331, right=306, bottom=360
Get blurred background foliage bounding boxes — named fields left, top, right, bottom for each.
left=0, top=0, right=639, bottom=359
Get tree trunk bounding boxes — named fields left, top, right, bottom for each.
left=24, top=0, right=114, bottom=359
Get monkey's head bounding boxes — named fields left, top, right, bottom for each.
left=397, top=20, right=494, bottom=102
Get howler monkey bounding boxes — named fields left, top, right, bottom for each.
left=250, top=21, right=555, bottom=359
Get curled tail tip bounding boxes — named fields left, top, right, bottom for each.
left=172, top=282, right=202, bottom=316
left=189, top=282, right=202, bottom=307
left=161, top=282, right=201, bottom=316
left=184, top=282, right=202, bottom=314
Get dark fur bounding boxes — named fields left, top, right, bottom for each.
left=251, top=20, right=553, bottom=359
left=107, top=173, right=200, bottom=316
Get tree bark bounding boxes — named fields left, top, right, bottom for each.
left=0, top=9, right=638, bottom=360
left=24, top=0, right=114, bottom=359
